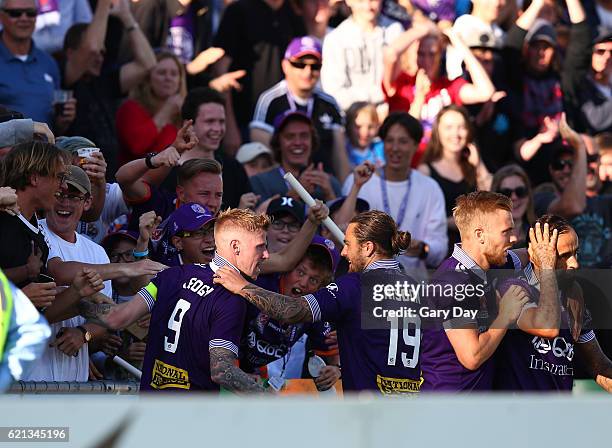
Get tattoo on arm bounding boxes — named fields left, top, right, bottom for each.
left=209, top=347, right=267, bottom=394
left=239, top=284, right=313, bottom=324
left=77, top=300, right=114, bottom=327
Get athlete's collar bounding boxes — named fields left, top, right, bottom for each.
left=524, top=263, right=539, bottom=289
left=451, top=244, right=487, bottom=282
left=364, top=258, right=400, bottom=272
left=210, top=252, right=240, bottom=273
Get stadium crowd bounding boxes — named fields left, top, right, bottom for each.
left=2, top=0, right=612, bottom=394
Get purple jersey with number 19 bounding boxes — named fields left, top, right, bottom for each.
left=138, top=256, right=246, bottom=392
left=302, top=260, right=422, bottom=394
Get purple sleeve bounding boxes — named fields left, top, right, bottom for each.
left=303, top=274, right=359, bottom=323
left=306, top=321, right=335, bottom=352
left=209, top=294, right=247, bottom=356
left=578, top=307, right=596, bottom=344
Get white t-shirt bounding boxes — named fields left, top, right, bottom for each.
left=342, top=169, right=448, bottom=272
left=22, top=221, right=113, bottom=382
left=78, top=182, right=130, bottom=244
left=321, top=16, right=403, bottom=110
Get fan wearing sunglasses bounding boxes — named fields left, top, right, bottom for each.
left=0, top=0, right=65, bottom=128
left=491, top=164, right=535, bottom=248
left=250, top=36, right=349, bottom=180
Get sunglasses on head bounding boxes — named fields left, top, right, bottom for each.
left=1, top=8, right=37, bottom=18
left=289, top=60, right=322, bottom=71
left=498, top=186, right=529, bottom=199
left=551, top=159, right=573, bottom=171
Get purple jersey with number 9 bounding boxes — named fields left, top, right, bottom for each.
left=138, top=263, right=246, bottom=392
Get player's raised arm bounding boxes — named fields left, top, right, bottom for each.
left=213, top=266, right=313, bottom=324
left=517, top=222, right=560, bottom=338
left=209, top=347, right=269, bottom=394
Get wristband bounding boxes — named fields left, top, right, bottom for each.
left=418, top=242, right=429, bottom=260
left=133, top=249, right=149, bottom=259
left=144, top=153, right=158, bottom=169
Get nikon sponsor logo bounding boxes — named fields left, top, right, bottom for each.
left=376, top=375, right=422, bottom=394
left=151, top=359, right=190, bottom=390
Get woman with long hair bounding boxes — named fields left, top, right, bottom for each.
left=383, top=23, right=495, bottom=165
left=418, top=105, right=491, bottom=249
left=116, top=51, right=187, bottom=164
left=491, top=164, right=536, bottom=248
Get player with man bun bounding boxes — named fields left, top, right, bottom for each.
left=213, top=210, right=422, bottom=394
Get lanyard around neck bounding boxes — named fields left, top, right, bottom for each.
left=379, top=168, right=411, bottom=229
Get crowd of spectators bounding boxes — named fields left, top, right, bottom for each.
left=2, top=0, right=612, bottom=388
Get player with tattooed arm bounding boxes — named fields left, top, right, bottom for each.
left=214, top=210, right=423, bottom=394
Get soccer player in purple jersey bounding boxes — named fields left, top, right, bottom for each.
left=495, top=215, right=612, bottom=392
left=419, top=191, right=530, bottom=391
left=214, top=210, right=424, bottom=394
left=80, top=209, right=276, bottom=393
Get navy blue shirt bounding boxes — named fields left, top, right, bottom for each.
left=0, top=34, right=59, bottom=124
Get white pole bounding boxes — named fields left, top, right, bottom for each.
left=283, top=172, right=345, bottom=245
left=112, top=356, right=142, bottom=380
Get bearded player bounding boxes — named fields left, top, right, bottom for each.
left=494, top=214, right=612, bottom=392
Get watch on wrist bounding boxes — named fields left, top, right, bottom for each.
left=144, top=152, right=158, bottom=169
left=418, top=242, right=430, bottom=260
left=76, top=325, right=92, bottom=343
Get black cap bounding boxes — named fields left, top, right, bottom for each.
left=326, top=196, right=370, bottom=216
left=266, top=196, right=306, bottom=224
left=593, top=26, right=612, bottom=45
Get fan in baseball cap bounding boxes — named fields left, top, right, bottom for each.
left=267, top=196, right=306, bottom=224
left=273, top=109, right=312, bottom=132
left=266, top=196, right=306, bottom=253
left=310, top=235, right=341, bottom=273
left=284, top=36, right=322, bottom=61
left=167, top=202, right=215, bottom=238
left=66, top=165, right=91, bottom=196
left=153, top=202, right=216, bottom=266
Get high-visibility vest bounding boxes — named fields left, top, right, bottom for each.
left=0, top=270, right=14, bottom=362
